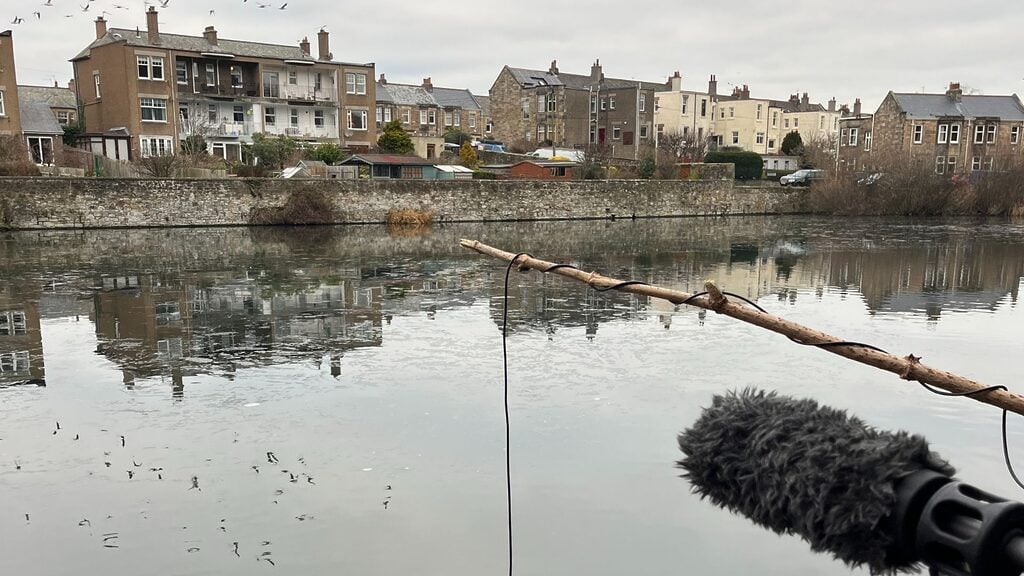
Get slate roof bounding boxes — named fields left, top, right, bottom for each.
left=18, top=86, right=76, bottom=109
left=377, top=83, right=438, bottom=106
left=474, top=94, right=490, bottom=116
left=73, top=28, right=369, bottom=66
left=431, top=87, right=480, bottom=110
left=19, top=101, right=63, bottom=135
left=507, top=66, right=664, bottom=92
left=340, top=154, right=435, bottom=165
left=891, top=93, right=1024, bottom=121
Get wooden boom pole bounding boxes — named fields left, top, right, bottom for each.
left=460, top=238, right=1024, bottom=417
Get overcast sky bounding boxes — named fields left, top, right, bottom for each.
left=5, top=0, right=1023, bottom=111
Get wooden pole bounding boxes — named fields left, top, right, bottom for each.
left=460, top=239, right=1024, bottom=417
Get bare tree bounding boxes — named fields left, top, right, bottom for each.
left=798, top=134, right=838, bottom=170
left=657, top=129, right=710, bottom=162
left=178, top=102, right=216, bottom=163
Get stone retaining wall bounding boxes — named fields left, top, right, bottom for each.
left=0, top=177, right=805, bottom=230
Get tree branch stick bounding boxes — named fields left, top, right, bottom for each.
left=460, top=238, right=1024, bottom=417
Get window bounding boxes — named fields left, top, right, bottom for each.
left=230, top=66, right=243, bottom=88
left=841, top=128, right=848, bottom=144
left=756, top=132, right=765, bottom=145
left=176, top=61, right=187, bottom=84
left=681, top=97, right=687, bottom=115
left=262, top=72, right=279, bottom=98
left=376, top=106, right=383, bottom=124
left=589, top=126, right=596, bottom=144
left=600, top=97, right=607, bottom=111
left=57, top=111, right=71, bottom=125
left=140, top=98, right=167, bottom=122
left=445, top=111, right=453, bottom=126
left=233, top=105, right=244, bottom=123
left=402, top=109, right=410, bottom=124
left=772, top=111, right=778, bottom=127
left=986, top=124, right=997, bottom=143
left=865, top=131, right=872, bottom=151
left=314, top=73, right=322, bottom=92
left=974, top=125, right=985, bottom=143
left=756, top=104, right=762, bottom=120
left=206, top=63, right=216, bottom=87
left=428, top=109, right=436, bottom=125
left=848, top=128, right=858, bottom=147
left=140, top=136, right=172, bottom=157
left=383, top=108, right=391, bottom=122
left=346, top=73, right=366, bottom=95
left=972, top=156, right=981, bottom=170
left=347, top=109, right=368, bottom=131
left=639, top=125, right=648, bottom=139
left=468, top=113, right=476, bottom=128
left=609, top=97, right=616, bottom=110
left=94, top=74, right=101, bottom=98
left=486, top=120, right=492, bottom=133
left=137, top=55, right=164, bottom=80
left=768, top=138, right=776, bottom=149
left=590, top=97, right=597, bottom=114
left=639, top=94, right=646, bottom=112
left=1013, top=126, right=1021, bottom=144
left=731, top=131, right=739, bottom=145
left=0, top=91, right=6, bottom=115
left=612, top=126, right=621, bottom=140
left=264, top=106, right=276, bottom=125
left=700, top=99, right=707, bottom=117
left=950, top=124, right=960, bottom=144
left=0, top=351, right=30, bottom=374
left=288, top=70, right=297, bottom=85
left=793, top=118, right=798, bottom=127
left=546, top=96, right=555, bottom=113
left=290, top=108, right=299, bottom=127
left=721, top=108, right=726, bottom=119
left=947, top=156, right=956, bottom=170
left=454, top=110, right=461, bottom=126
left=27, top=136, right=53, bottom=164
left=913, top=124, right=923, bottom=144
left=208, top=104, right=217, bottom=123
left=937, top=124, right=949, bottom=144
left=0, top=311, right=28, bottom=335
left=784, top=118, right=790, bottom=128
left=314, top=110, right=324, bottom=128
left=819, top=115, right=824, bottom=129
left=935, top=156, right=945, bottom=174
left=537, top=94, right=545, bottom=113
left=728, top=107, right=734, bottom=118
left=522, top=97, right=530, bottom=118
left=537, top=126, right=546, bottom=140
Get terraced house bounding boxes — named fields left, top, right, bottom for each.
left=71, top=8, right=375, bottom=161
left=375, top=76, right=484, bottom=158
left=489, top=60, right=662, bottom=160
left=868, top=83, right=1024, bottom=174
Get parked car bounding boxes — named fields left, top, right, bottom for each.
left=481, top=143, right=506, bottom=153
left=528, top=147, right=585, bottom=162
left=780, top=169, right=825, bottom=186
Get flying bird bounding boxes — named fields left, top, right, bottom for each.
left=209, top=9, right=215, bottom=15
left=80, top=4, right=90, bottom=11
left=43, top=0, right=54, bottom=5
left=11, top=16, right=24, bottom=24
left=33, top=11, right=41, bottom=18
left=159, top=0, right=170, bottom=7
left=279, top=2, right=288, bottom=8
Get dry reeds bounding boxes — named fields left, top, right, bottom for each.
left=250, top=188, right=337, bottom=225
left=386, top=207, right=435, bottom=227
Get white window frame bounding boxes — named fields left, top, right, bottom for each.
left=137, top=55, right=164, bottom=80
left=454, top=110, right=461, bottom=126
left=428, top=109, right=436, bottom=125
left=865, top=131, right=872, bottom=151
left=1012, top=126, right=1022, bottom=145
left=756, top=104, right=762, bottom=120
left=0, top=90, right=5, bottom=116
left=609, top=97, right=616, bottom=110
left=347, top=109, right=367, bottom=131
left=290, top=108, right=299, bottom=127
left=262, top=72, right=279, bottom=98
left=913, top=124, right=923, bottom=144
left=376, top=106, right=383, bottom=124
left=771, top=111, right=777, bottom=127
left=230, top=66, right=243, bottom=88
left=937, top=124, right=948, bottom=144
left=140, top=97, right=167, bottom=122
left=950, top=124, right=960, bottom=144
left=314, top=110, right=324, bottom=128
left=972, top=156, right=981, bottom=170
left=731, top=131, right=739, bottom=145
left=26, top=136, right=54, bottom=165
left=140, top=136, right=173, bottom=157
left=232, top=105, right=244, bottom=123
left=935, top=156, right=945, bottom=174
left=345, top=73, right=366, bottom=95
left=974, top=125, right=985, bottom=144
left=383, top=108, right=392, bottom=123
left=848, top=128, right=858, bottom=147
left=639, top=94, right=646, bottom=112
left=94, top=74, right=101, bottom=99
left=264, top=106, right=276, bottom=126
left=206, top=63, right=216, bottom=87
left=841, top=128, right=848, bottom=144
left=176, top=61, right=187, bottom=84
left=445, top=111, right=453, bottom=127
left=402, top=109, right=410, bottom=124
left=468, top=112, right=475, bottom=128
left=986, top=124, right=997, bottom=143
left=288, top=70, right=298, bottom=85
left=639, top=125, right=648, bottom=139
left=57, top=110, right=70, bottom=125
left=419, top=109, right=428, bottom=125
left=612, top=126, right=621, bottom=140
left=755, top=132, right=764, bottom=145
left=208, top=104, right=217, bottom=123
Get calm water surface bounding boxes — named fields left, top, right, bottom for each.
left=1, top=216, right=1023, bottom=575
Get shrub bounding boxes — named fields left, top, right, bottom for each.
left=249, top=188, right=337, bottom=225
left=472, top=170, right=498, bottom=180
left=637, top=151, right=657, bottom=179
left=704, top=150, right=763, bottom=180
left=386, top=208, right=435, bottom=227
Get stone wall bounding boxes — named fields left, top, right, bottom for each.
left=0, top=177, right=805, bottom=230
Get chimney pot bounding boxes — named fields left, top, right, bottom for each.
left=549, top=59, right=558, bottom=75
left=146, top=7, right=159, bottom=44
left=299, top=36, right=310, bottom=55
left=853, top=98, right=862, bottom=116
left=422, top=77, right=433, bottom=91
left=203, top=25, right=217, bottom=45
left=827, top=97, right=836, bottom=112
left=378, top=73, right=386, bottom=84
left=94, top=16, right=107, bottom=39
left=708, top=74, right=717, bottom=96
left=946, top=82, right=963, bottom=102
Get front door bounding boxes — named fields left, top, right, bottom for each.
left=598, top=128, right=606, bottom=144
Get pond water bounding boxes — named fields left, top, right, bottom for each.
left=1, top=216, right=1023, bottom=576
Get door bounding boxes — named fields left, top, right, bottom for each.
left=598, top=128, right=606, bottom=144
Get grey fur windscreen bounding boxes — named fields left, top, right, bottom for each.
left=677, top=388, right=954, bottom=575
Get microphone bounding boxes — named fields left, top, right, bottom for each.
left=677, top=389, right=1024, bottom=575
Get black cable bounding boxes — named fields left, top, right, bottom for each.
left=1004, top=410, right=1024, bottom=491
left=501, top=253, right=529, bottom=576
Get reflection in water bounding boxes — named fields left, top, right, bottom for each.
left=0, top=217, right=1022, bottom=576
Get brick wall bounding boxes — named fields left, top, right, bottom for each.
left=0, top=177, right=805, bottom=229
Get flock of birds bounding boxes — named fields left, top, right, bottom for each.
left=10, top=420, right=397, bottom=567
left=9, top=0, right=291, bottom=26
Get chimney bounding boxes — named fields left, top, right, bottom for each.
left=839, top=104, right=850, bottom=116
left=146, top=7, right=159, bottom=44
left=317, top=28, right=331, bottom=60
left=708, top=74, right=717, bottom=96
left=95, top=16, right=107, bottom=39
left=741, top=84, right=750, bottom=99
left=203, top=26, right=218, bottom=45
left=590, top=59, right=603, bottom=84
left=947, top=82, right=962, bottom=102
left=669, top=71, right=682, bottom=92
left=827, top=97, right=836, bottom=112
left=68, top=78, right=76, bottom=95
left=789, top=93, right=799, bottom=104
left=422, top=77, right=433, bottom=91
left=853, top=98, right=862, bottom=116
left=801, top=92, right=809, bottom=106
left=378, top=73, right=386, bottom=85
left=549, top=60, right=559, bottom=75
left=299, top=36, right=310, bottom=55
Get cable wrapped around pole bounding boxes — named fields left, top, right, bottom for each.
left=459, top=238, right=1024, bottom=417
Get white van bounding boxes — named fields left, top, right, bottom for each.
left=528, top=148, right=585, bottom=162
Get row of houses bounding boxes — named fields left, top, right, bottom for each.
left=2, top=9, right=1023, bottom=176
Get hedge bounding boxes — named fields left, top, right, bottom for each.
left=704, top=151, right=763, bottom=180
